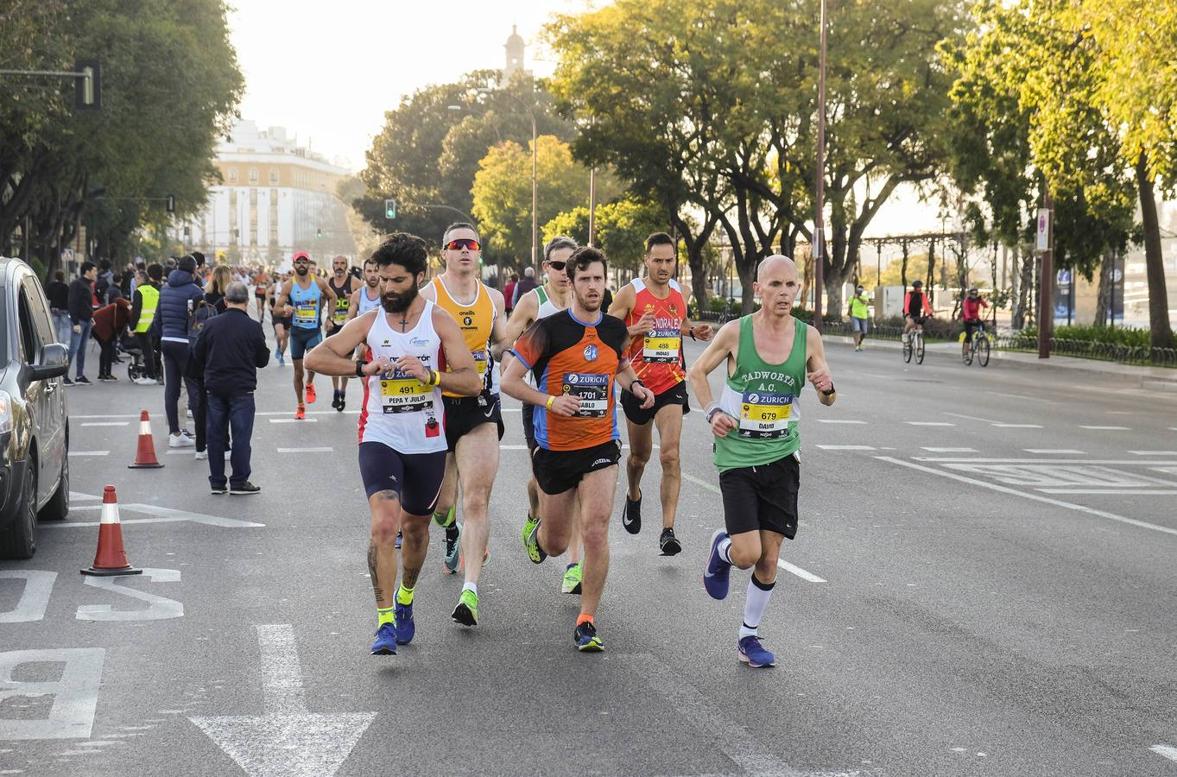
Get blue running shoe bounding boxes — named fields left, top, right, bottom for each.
left=738, top=635, right=775, bottom=668
left=703, top=529, right=731, bottom=600
left=574, top=621, right=603, bottom=652
left=394, top=601, right=414, bottom=645
left=370, top=622, right=398, bottom=655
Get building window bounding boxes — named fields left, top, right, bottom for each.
left=269, top=169, right=279, bottom=185
left=227, top=168, right=238, bottom=184
left=249, top=168, right=259, bottom=184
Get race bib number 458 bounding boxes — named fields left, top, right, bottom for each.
left=739, top=390, right=793, bottom=439
left=562, top=372, right=609, bottom=418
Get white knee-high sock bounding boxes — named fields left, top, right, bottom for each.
left=717, top=536, right=734, bottom=564
left=739, top=574, right=775, bottom=639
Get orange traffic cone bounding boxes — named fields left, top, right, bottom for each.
left=81, top=485, right=142, bottom=577
left=127, top=410, right=164, bottom=469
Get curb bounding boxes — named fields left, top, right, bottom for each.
left=825, top=334, right=1177, bottom=390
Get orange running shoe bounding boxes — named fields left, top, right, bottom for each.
left=294, top=404, right=306, bottom=420
left=305, top=384, right=317, bottom=404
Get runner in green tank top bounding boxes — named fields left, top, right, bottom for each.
left=687, top=255, right=837, bottom=669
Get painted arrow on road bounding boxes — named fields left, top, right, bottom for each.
left=189, top=625, right=375, bottom=777
left=43, top=500, right=264, bottom=529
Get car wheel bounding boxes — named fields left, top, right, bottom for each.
left=0, top=464, right=37, bottom=560
left=40, top=453, right=69, bottom=521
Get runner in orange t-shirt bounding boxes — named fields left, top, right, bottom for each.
left=607, top=232, right=713, bottom=555
left=502, top=246, right=654, bottom=652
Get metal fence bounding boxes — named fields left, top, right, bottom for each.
left=995, top=336, right=1177, bottom=368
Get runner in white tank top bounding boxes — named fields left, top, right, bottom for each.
left=303, top=232, right=482, bottom=657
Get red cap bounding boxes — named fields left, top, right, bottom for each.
left=103, top=485, right=118, bottom=504
left=292, top=250, right=311, bottom=262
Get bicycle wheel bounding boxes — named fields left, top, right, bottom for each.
left=977, top=335, right=990, bottom=367
left=915, top=334, right=926, bottom=364
left=903, top=339, right=913, bottom=363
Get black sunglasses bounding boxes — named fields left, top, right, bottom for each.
left=547, top=260, right=566, bottom=271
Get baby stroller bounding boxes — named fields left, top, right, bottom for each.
left=118, top=332, right=148, bottom=381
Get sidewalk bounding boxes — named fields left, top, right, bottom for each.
left=825, top=334, right=1177, bottom=392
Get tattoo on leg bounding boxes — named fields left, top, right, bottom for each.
left=402, top=561, right=422, bottom=589
left=367, top=541, right=382, bottom=605
left=376, top=489, right=400, bottom=503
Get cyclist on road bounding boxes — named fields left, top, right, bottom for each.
left=902, top=279, right=932, bottom=343
left=961, top=287, right=989, bottom=349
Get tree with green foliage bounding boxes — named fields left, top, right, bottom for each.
left=542, top=196, right=668, bottom=274
left=548, top=0, right=960, bottom=314
left=0, top=0, right=242, bottom=274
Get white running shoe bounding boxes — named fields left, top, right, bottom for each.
left=169, top=433, right=195, bottom=449
left=194, top=450, right=208, bottom=460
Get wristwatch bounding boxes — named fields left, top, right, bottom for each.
left=355, top=360, right=365, bottom=378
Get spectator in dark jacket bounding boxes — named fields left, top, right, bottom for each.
left=192, top=282, right=268, bottom=495
left=67, top=261, right=98, bottom=385
left=157, top=255, right=205, bottom=446
left=512, top=266, right=537, bottom=307
left=45, top=270, right=70, bottom=345
left=92, top=297, right=131, bottom=381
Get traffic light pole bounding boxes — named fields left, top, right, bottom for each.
left=0, top=62, right=101, bottom=109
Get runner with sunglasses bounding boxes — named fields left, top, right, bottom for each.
left=275, top=251, right=337, bottom=420
left=499, top=236, right=585, bottom=595
left=419, top=223, right=507, bottom=627
left=609, top=232, right=713, bottom=555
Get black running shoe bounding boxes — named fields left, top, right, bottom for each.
left=622, top=491, right=641, bottom=535
left=229, top=481, right=261, bottom=495
left=659, top=527, right=682, bottom=556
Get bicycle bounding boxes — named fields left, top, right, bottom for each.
left=962, top=326, right=990, bottom=367
left=902, top=325, right=926, bottom=364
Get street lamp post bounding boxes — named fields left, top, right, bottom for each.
left=530, top=110, right=538, bottom=271
left=813, top=0, right=828, bottom=331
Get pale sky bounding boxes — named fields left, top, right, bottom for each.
left=227, top=0, right=592, bottom=171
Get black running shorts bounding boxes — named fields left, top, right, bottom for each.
left=521, top=401, right=538, bottom=452
left=358, top=441, right=447, bottom=516
left=620, top=380, right=690, bottom=426
left=442, top=393, right=505, bottom=452
left=718, top=453, right=800, bottom=539
left=531, top=440, right=621, bottom=496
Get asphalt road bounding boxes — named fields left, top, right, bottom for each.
left=3, top=321, right=1177, bottom=777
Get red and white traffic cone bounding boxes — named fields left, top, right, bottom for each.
left=81, top=485, right=142, bottom=577
left=127, top=410, right=164, bottom=469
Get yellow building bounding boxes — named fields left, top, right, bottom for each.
left=183, top=120, right=355, bottom=268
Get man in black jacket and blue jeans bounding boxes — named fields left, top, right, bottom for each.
left=157, top=255, right=204, bottom=447
left=192, top=282, right=269, bottom=495
left=66, top=261, right=98, bottom=385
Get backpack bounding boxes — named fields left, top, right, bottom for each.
left=188, top=297, right=218, bottom=344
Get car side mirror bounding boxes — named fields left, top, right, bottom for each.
left=28, top=342, right=70, bottom=381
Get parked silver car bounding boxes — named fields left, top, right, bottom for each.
left=0, top=257, right=70, bottom=558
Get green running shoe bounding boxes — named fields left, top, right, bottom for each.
left=561, top=562, right=582, bottom=595
left=451, top=588, right=479, bottom=626
left=522, top=514, right=547, bottom=564
left=443, top=523, right=461, bottom=575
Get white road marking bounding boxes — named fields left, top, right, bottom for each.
left=255, top=410, right=357, bottom=416
left=0, top=648, right=105, bottom=740
left=68, top=451, right=109, bottom=457
left=944, top=412, right=1003, bottom=424
left=777, top=559, right=827, bottom=583
left=1129, top=451, right=1177, bottom=456
left=907, top=422, right=955, bottom=427
left=276, top=447, right=334, bottom=453
left=817, top=445, right=876, bottom=451
left=921, top=447, right=977, bottom=453
left=817, top=419, right=868, bottom=425
left=990, top=391, right=1047, bottom=402
left=189, top=625, right=375, bottom=777
left=80, top=422, right=129, bottom=427
left=1080, top=425, right=1130, bottom=431
left=992, top=423, right=1043, bottom=428
left=69, top=491, right=100, bottom=501
left=915, top=457, right=1174, bottom=465
left=1038, top=489, right=1177, bottom=495
left=269, top=418, right=317, bottom=423
left=1152, top=744, right=1177, bottom=763
left=1024, top=449, right=1085, bottom=455
left=877, top=456, right=1177, bottom=537
left=43, top=504, right=264, bottom=529
left=938, top=463, right=1177, bottom=489
left=682, top=472, right=721, bottom=495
